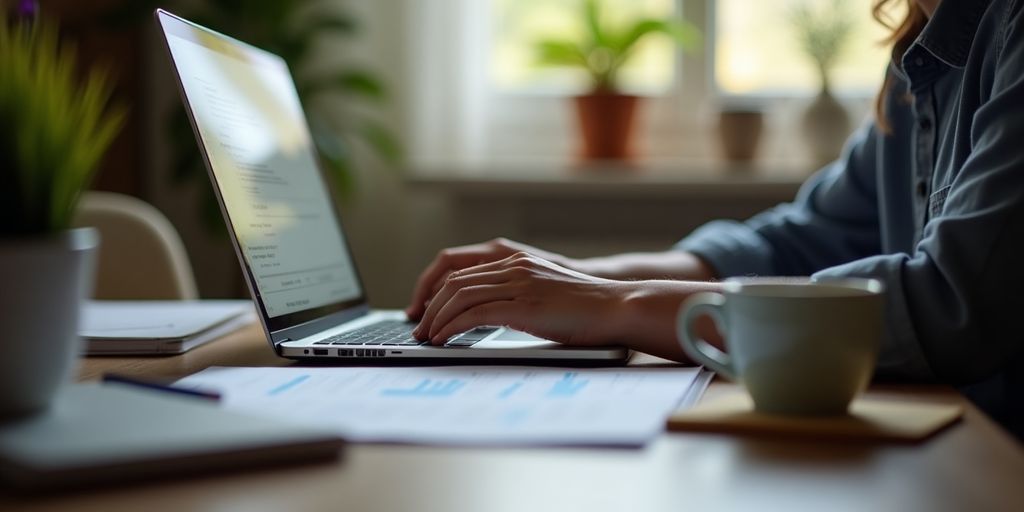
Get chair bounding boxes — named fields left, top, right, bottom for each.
left=73, top=191, right=199, bottom=300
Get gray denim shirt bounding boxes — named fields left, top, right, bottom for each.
left=678, top=0, right=1023, bottom=434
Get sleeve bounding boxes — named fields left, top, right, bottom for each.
left=813, top=10, right=1024, bottom=384
left=677, top=118, right=884, bottom=280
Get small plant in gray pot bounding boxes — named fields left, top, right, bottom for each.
left=0, top=4, right=124, bottom=417
left=791, top=0, right=854, bottom=168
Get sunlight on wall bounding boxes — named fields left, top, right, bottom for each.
left=716, top=0, right=899, bottom=96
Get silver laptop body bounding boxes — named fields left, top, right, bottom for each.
left=156, top=10, right=628, bottom=364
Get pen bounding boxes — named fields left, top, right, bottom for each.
left=102, top=373, right=222, bottom=402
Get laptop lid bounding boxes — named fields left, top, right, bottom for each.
left=156, top=10, right=371, bottom=347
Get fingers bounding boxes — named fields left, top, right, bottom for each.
left=406, top=268, right=456, bottom=319
left=429, top=301, right=525, bottom=346
left=405, top=239, right=543, bottom=321
left=427, top=283, right=519, bottom=340
left=429, top=270, right=452, bottom=299
left=406, top=247, right=487, bottom=320
left=414, top=264, right=522, bottom=339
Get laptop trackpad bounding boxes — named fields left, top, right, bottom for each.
left=491, top=329, right=547, bottom=342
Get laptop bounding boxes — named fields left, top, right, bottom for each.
left=156, top=10, right=628, bottom=364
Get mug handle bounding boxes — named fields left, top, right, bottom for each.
left=677, top=292, right=736, bottom=380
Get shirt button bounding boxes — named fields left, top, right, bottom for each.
left=914, top=57, right=925, bottom=67
left=916, top=181, right=928, bottom=198
left=919, top=118, right=932, bottom=130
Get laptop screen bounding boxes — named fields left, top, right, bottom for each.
left=158, top=12, right=366, bottom=330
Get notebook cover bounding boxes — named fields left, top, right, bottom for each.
left=0, top=383, right=344, bottom=491
left=85, top=313, right=255, bottom=355
left=666, top=392, right=963, bottom=443
left=81, top=300, right=253, bottom=340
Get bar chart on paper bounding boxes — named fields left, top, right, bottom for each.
left=380, top=379, right=466, bottom=397
left=177, top=366, right=705, bottom=446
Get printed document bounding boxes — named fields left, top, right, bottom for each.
left=177, top=366, right=706, bottom=446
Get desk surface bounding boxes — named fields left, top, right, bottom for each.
left=6, top=324, right=1024, bottom=512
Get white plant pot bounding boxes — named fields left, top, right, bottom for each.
left=0, top=227, right=98, bottom=418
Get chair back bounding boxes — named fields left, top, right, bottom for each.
left=74, top=192, right=199, bottom=300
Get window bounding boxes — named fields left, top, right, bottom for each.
left=490, top=0, right=679, bottom=94
left=715, top=0, right=897, bottom=96
left=406, top=0, right=901, bottom=169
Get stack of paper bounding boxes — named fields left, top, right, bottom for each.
left=81, top=300, right=256, bottom=355
left=177, top=366, right=710, bottom=446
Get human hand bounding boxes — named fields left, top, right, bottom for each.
left=412, top=252, right=626, bottom=346
left=406, top=238, right=577, bottom=321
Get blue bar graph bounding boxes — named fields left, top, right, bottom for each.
left=381, top=379, right=465, bottom=397
left=547, top=372, right=588, bottom=397
left=497, top=382, right=523, bottom=399
left=267, top=374, right=309, bottom=396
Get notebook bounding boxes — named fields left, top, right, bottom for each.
left=81, top=300, right=256, bottom=355
left=0, top=383, right=344, bottom=491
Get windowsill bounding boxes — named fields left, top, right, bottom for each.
left=407, top=156, right=812, bottom=199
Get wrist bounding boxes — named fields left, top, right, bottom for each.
left=610, top=280, right=723, bottom=361
left=573, top=256, right=634, bottom=279
left=568, top=251, right=720, bottom=281
left=685, top=252, right=719, bottom=281
left=555, top=255, right=585, bottom=274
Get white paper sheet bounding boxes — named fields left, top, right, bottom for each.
left=176, top=366, right=703, bottom=446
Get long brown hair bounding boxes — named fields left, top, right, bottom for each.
left=873, top=0, right=928, bottom=133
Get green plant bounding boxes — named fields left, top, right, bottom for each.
left=790, top=0, right=855, bottom=92
left=104, top=0, right=400, bottom=231
left=533, top=0, right=699, bottom=93
left=0, top=9, right=125, bottom=236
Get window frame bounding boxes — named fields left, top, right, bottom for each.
left=406, top=0, right=882, bottom=170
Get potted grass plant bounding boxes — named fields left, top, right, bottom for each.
left=533, top=0, right=698, bottom=161
left=0, top=4, right=124, bottom=417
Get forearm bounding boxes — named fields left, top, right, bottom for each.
left=608, top=280, right=724, bottom=362
left=574, top=251, right=718, bottom=281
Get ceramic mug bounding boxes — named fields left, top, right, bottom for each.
left=677, top=278, right=885, bottom=416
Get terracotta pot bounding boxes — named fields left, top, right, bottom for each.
left=717, top=110, right=764, bottom=162
left=574, top=92, right=639, bottom=161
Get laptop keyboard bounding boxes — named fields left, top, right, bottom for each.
left=311, top=321, right=497, bottom=347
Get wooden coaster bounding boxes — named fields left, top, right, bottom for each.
left=667, top=392, right=963, bottom=443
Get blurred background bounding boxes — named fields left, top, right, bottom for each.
left=28, top=0, right=896, bottom=307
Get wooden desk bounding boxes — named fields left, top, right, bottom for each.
left=6, top=324, right=1024, bottom=512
